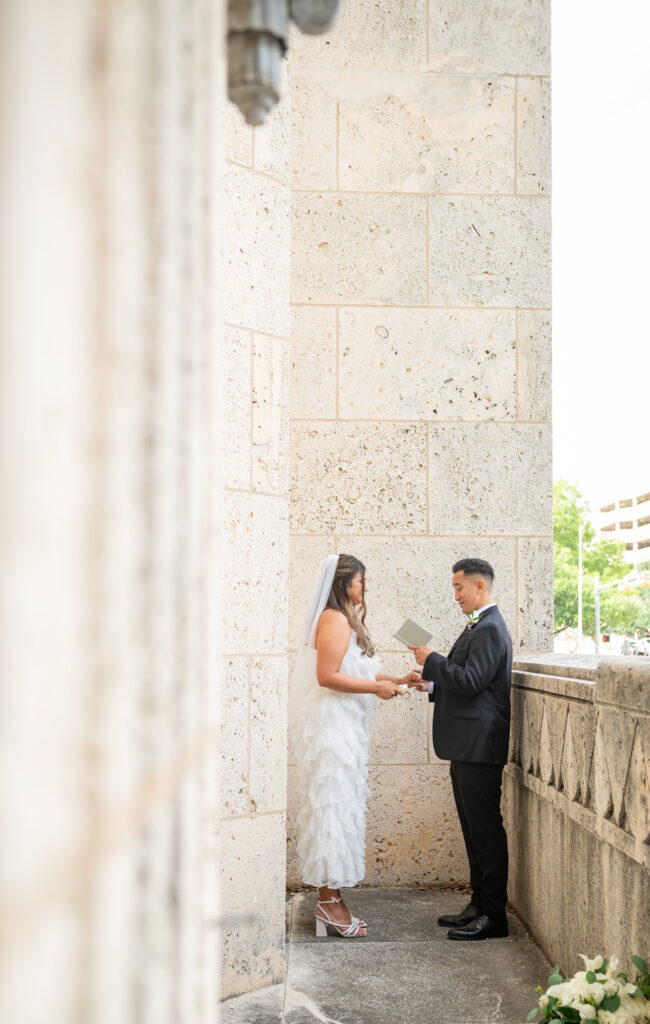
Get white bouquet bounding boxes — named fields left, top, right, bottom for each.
left=527, top=955, right=650, bottom=1024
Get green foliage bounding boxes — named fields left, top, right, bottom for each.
left=631, top=957, right=650, bottom=999
left=600, top=994, right=620, bottom=1012
left=553, top=478, right=649, bottom=635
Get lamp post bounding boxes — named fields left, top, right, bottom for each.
left=578, top=520, right=584, bottom=648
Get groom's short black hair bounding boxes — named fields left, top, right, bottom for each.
left=452, top=558, right=495, bottom=586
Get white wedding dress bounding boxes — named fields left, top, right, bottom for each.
left=294, top=629, right=382, bottom=889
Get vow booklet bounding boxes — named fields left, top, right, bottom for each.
left=393, top=618, right=433, bottom=647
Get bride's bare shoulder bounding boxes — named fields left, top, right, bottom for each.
left=315, top=608, right=350, bottom=644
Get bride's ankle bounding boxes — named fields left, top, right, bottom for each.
left=318, top=888, right=340, bottom=902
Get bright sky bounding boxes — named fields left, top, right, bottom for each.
left=552, top=0, right=650, bottom=513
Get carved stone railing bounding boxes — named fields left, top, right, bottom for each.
left=503, top=655, right=649, bottom=974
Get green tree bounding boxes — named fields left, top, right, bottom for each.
left=553, top=478, right=642, bottom=635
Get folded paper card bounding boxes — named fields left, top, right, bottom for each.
left=393, top=618, right=433, bottom=647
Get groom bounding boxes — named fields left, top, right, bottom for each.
left=408, top=558, right=512, bottom=941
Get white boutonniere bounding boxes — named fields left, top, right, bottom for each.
left=466, top=611, right=483, bottom=630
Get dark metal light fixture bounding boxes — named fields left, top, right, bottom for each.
left=228, top=0, right=340, bottom=126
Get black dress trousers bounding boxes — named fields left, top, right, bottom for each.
left=450, top=760, right=508, bottom=924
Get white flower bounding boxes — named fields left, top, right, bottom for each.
left=605, top=957, right=620, bottom=978
left=573, top=980, right=594, bottom=1001
left=590, top=984, right=606, bottom=1005
left=579, top=1005, right=597, bottom=1021
left=603, top=980, right=619, bottom=997
left=548, top=982, right=574, bottom=1005
left=598, top=1009, right=637, bottom=1024
left=611, top=1011, right=634, bottom=1024
left=539, top=995, right=549, bottom=1009
left=620, top=995, right=647, bottom=1021
left=581, top=955, right=605, bottom=972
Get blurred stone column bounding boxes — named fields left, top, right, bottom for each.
left=0, top=1, right=225, bottom=1022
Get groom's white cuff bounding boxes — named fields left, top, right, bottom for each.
left=428, top=681, right=434, bottom=695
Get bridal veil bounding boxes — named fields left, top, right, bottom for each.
left=288, top=553, right=338, bottom=740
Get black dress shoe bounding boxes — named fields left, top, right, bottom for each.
left=447, top=914, right=509, bottom=940
left=437, top=901, right=482, bottom=927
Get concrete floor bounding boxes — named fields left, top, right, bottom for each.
left=220, top=889, right=550, bottom=1024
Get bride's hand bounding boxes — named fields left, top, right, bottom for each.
left=401, top=669, right=422, bottom=688
left=374, top=679, right=401, bottom=700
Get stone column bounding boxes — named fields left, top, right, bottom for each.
left=287, top=0, right=552, bottom=886
left=0, top=1, right=223, bottom=1021
left=219, top=70, right=291, bottom=999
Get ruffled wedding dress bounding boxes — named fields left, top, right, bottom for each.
left=294, top=630, right=381, bottom=889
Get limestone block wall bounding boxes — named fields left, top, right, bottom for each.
left=504, top=656, right=650, bottom=972
left=0, top=2, right=222, bottom=1022
left=219, top=82, right=291, bottom=998
left=287, top=1, right=552, bottom=886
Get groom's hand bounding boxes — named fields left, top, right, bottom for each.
left=408, top=644, right=432, bottom=666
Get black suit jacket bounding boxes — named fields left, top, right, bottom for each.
left=423, top=606, right=512, bottom=764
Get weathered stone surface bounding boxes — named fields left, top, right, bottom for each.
left=225, top=99, right=253, bottom=166
left=250, top=657, right=288, bottom=814
left=225, top=891, right=551, bottom=1023
left=513, top=654, right=600, bottom=683
left=518, top=309, right=552, bottom=421
left=225, top=164, right=290, bottom=338
left=339, top=307, right=516, bottom=420
left=595, top=657, right=650, bottom=713
left=224, top=326, right=252, bottom=490
left=337, top=534, right=517, bottom=651
left=221, top=659, right=249, bottom=817
left=220, top=814, right=287, bottom=998
left=559, top=699, right=598, bottom=803
left=285, top=899, right=549, bottom=1024
left=338, top=72, right=515, bottom=194
left=288, top=535, right=337, bottom=650
left=428, top=0, right=551, bottom=75
left=289, top=1, right=427, bottom=71
left=252, top=333, right=289, bottom=494
left=221, top=983, right=285, bottom=1024
left=368, top=681, right=428, bottom=765
left=517, top=76, right=551, bottom=195
left=224, top=492, right=288, bottom=654
left=428, top=423, right=553, bottom=535
left=428, top=196, right=551, bottom=307
left=290, top=74, right=337, bottom=191
left=517, top=538, right=554, bottom=652
left=364, top=766, right=466, bottom=885
left=505, top=658, right=650, bottom=975
left=292, top=192, right=427, bottom=306
left=290, top=307, right=337, bottom=420
left=290, top=422, right=427, bottom=534
left=254, top=64, right=291, bottom=185
left=504, top=774, right=650, bottom=979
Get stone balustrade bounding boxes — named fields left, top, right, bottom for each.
left=504, top=655, right=650, bottom=975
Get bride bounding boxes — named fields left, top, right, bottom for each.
left=290, top=553, right=420, bottom=938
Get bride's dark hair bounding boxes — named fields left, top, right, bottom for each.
left=325, top=554, right=375, bottom=657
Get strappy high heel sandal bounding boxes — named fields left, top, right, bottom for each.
left=315, top=896, right=367, bottom=937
